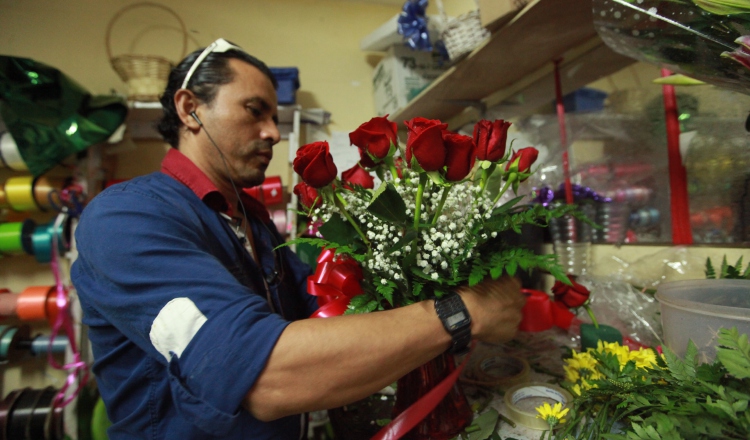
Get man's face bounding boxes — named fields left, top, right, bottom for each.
left=197, top=58, right=280, bottom=189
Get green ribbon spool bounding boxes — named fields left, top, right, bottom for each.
left=31, top=220, right=66, bottom=263
left=0, top=219, right=35, bottom=255
left=0, top=326, right=17, bottom=362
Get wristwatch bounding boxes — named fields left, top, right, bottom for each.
left=434, top=292, right=472, bottom=355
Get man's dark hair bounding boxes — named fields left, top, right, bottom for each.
left=157, top=45, right=278, bottom=147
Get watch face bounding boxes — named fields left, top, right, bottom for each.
left=446, top=311, right=468, bottom=329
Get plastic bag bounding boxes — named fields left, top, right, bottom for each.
left=0, top=55, right=127, bottom=176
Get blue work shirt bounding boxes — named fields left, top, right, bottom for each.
left=72, top=149, right=318, bottom=439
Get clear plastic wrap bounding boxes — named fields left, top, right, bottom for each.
left=593, top=0, right=750, bottom=96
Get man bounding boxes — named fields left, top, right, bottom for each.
left=72, top=39, right=525, bottom=439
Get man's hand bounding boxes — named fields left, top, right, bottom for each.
left=456, top=276, right=525, bottom=345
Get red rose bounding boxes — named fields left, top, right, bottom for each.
left=552, top=276, right=591, bottom=308
left=404, top=117, right=447, bottom=171
left=473, top=119, right=511, bottom=162
left=349, top=116, right=399, bottom=165
left=442, top=131, right=476, bottom=182
left=293, top=182, right=321, bottom=209
left=293, top=141, right=338, bottom=188
left=341, top=163, right=375, bottom=189
left=358, top=147, right=377, bottom=169
left=505, top=147, right=539, bottom=180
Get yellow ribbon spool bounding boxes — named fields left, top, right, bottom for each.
left=5, top=176, right=37, bottom=212
left=0, top=181, right=8, bottom=209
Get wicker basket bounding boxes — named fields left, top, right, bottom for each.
left=436, top=0, right=490, bottom=62
left=106, top=2, right=187, bottom=102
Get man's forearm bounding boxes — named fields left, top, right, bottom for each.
left=244, top=299, right=449, bottom=421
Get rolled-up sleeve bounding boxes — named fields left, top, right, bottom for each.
left=73, top=182, right=291, bottom=433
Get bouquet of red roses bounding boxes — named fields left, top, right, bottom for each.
left=290, top=116, right=579, bottom=314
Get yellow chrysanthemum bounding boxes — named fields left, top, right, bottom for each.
left=535, top=402, right=570, bottom=428
left=571, top=383, right=582, bottom=396
left=564, top=364, right=580, bottom=383
left=628, top=348, right=657, bottom=369
left=596, top=340, right=631, bottom=366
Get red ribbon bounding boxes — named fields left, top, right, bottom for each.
left=371, top=354, right=471, bottom=440
left=307, top=248, right=470, bottom=439
left=308, top=248, right=363, bottom=318
left=519, top=289, right=577, bottom=332
left=660, top=68, right=692, bottom=245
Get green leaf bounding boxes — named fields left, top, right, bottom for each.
left=717, top=327, right=750, bottom=379
left=318, top=215, right=361, bottom=248
left=367, top=182, right=409, bottom=225
left=466, top=408, right=499, bottom=440
left=705, top=257, right=716, bottom=279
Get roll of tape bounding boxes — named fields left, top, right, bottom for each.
left=503, top=382, right=574, bottom=431
left=5, top=176, right=37, bottom=212
left=0, top=132, right=28, bottom=171
left=0, top=220, right=36, bottom=256
left=460, top=355, right=530, bottom=390
left=16, top=286, right=56, bottom=323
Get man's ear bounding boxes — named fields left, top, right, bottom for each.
left=174, top=89, right=201, bottom=130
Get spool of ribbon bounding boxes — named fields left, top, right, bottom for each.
left=27, top=335, right=69, bottom=356
left=0, top=131, right=29, bottom=171
left=16, top=286, right=61, bottom=325
left=0, top=386, right=64, bottom=440
left=30, top=219, right=69, bottom=263
left=0, top=289, right=12, bottom=316
left=32, top=176, right=67, bottom=212
left=4, top=176, right=37, bottom=212
left=518, top=289, right=577, bottom=332
left=0, top=182, right=8, bottom=210
left=502, top=382, right=573, bottom=430
left=0, top=220, right=36, bottom=256
left=0, top=324, right=31, bottom=363
left=307, top=248, right=363, bottom=318
left=244, top=175, right=284, bottom=206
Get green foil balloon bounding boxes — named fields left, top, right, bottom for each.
left=0, top=55, right=127, bottom=176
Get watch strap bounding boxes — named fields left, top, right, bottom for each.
left=434, top=292, right=472, bottom=355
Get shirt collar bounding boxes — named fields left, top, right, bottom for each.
left=161, top=148, right=271, bottom=223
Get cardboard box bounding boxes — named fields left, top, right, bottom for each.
left=372, top=45, right=448, bottom=117
left=360, top=14, right=448, bottom=52
left=478, top=0, right=529, bottom=32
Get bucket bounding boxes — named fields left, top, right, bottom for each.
left=655, top=279, right=750, bottom=362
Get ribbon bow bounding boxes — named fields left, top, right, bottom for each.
left=308, top=248, right=363, bottom=318
left=518, top=289, right=578, bottom=332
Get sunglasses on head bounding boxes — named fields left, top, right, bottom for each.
left=181, top=38, right=244, bottom=90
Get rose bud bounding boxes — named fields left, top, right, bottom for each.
left=552, top=276, right=591, bottom=308
left=349, top=116, right=399, bottom=166
left=505, top=147, right=539, bottom=181
left=293, top=182, right=321, bottom=209
left=341, top=163, right=375, bottom=190
left=442, top=131, right=476, bottom=182
left=473, top=119, right=511, bottom=162
left=293, top=141, right=338, bottom=188
left=404, top=117, right=447, bottom=172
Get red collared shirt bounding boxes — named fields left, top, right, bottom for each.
left=160, top=148, right=270, bottom=223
